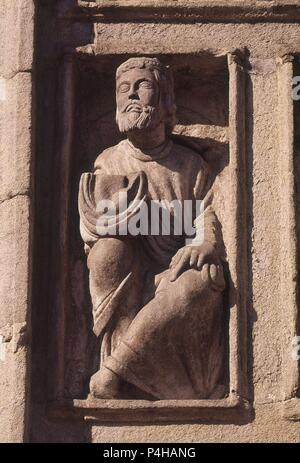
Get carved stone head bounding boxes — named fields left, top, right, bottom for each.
left=115, top=57, right=176, bottom=135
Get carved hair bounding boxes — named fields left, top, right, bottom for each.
left=116, top=57, right=177, bottom=134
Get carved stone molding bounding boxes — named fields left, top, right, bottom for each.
left=65, top=1, right=300, bottom=24
left=49, top=396, right=251, bottom=424
left=277, top=54, right=300, bottom=421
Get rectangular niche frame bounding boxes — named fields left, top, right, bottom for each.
left=277, top=54, right=300, bottom=422
left=48, top=50, right=249, bottom=423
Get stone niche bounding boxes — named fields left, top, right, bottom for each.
left=45, top=47, right=249, bottom=423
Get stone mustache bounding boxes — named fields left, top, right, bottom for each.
left=78, top=57, right=226, bottom=400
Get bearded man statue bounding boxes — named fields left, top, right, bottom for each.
left=78, top=57, right=227, bottom=400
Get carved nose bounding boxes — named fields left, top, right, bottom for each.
left=129, top=89, right=139, bottom=100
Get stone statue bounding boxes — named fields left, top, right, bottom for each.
left=78, top=57, right=226, bottom=400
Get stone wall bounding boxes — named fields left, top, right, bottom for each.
left=0, top=0, right=35, bottom=443
left=0, top=0, right=300, bottom=443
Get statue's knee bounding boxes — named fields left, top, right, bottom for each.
left=88, top=238, right=134, bottom=283
left=178, top=264, right=225, bottom=305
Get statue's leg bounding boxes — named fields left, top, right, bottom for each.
left=102, top=264, right=225, bottom=399
left=87, top=237, right=144, bottom=398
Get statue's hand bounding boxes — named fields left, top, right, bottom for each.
left=170, top=242, right=220, bottom=282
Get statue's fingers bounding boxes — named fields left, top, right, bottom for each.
left=170, top=255, right=178, bottom=268
left=170, top=252, right=189, bottom=281
left=170, top=248, right=184, bottom=268
left=197, top=253, right=205, bottom=270
left=189, top=250, right=198, bottom=268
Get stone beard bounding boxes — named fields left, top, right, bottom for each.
left=78, top=57, right=226, bottom=401
left=116, top=103, right=160, bottom=133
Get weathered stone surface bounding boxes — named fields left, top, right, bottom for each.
left=94, top=23, right=300, bottom=57
left=76, top=0, right=300, bottom=24
left=0, top=0, right=34, bottom=78
left=0, top=73, right=33, bottom=202
left=90, top=403, right=300, bottom=443
left=0, top=0, right=34, bottom=444
left=0, top=322, right=30, bottom=442
left=250, top=70, right=282, bottom=403
left=0, top=196, right=32, bottom=443
left=0, top=196, right=31, bottom=329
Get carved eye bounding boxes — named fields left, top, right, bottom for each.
left=118, top=82, right=130, bottom=93
left=139, top=81, right=154, bottom=89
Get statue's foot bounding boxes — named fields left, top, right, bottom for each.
left=89, top=367, right=120, bottom=399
